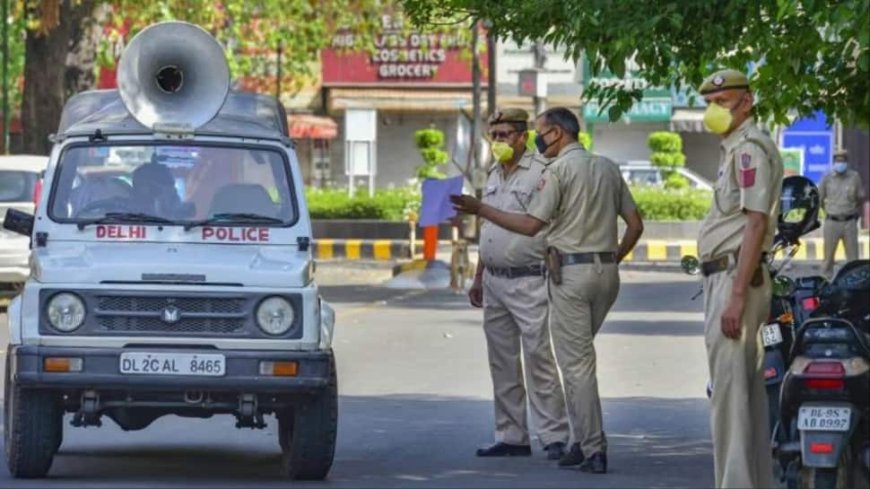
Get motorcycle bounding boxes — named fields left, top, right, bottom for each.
left=776, top=259, right=870, bottom=489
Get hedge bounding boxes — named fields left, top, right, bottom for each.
left=304, top=186, right=712, bottom=221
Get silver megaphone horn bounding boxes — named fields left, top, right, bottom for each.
left=117, top=21, right=230, bottom=130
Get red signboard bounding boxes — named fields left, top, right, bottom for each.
left=322, top=21, right=488, bottom=86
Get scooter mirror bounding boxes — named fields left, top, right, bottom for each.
left=680, top=255, right=700, bottom=276
left=772, top=275, right=796, bottom=298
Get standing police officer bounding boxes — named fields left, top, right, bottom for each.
left=697, top=69, right=783, bottom=489
left=820, top=149, right=866, bottom=279
left=452, top=107, right=644, bottom=474
left=470, top=108, right=570, bottom=460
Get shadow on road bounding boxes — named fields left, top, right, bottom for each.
left=0, top=395, right=712, bottom=488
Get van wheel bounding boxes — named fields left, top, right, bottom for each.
left=4, top=356, right=62, bottom=478
left=279, top=353, right=337, bottom=480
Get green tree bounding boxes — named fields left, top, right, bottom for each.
left=16, top=0, right=397, bottom=154
left=402, top=0, right=870, bottom=127
left=647, top=131, right=687, bottom=189
left=414, top=127, right=449, bottom=180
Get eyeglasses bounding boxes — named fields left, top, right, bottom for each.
left=488, top=130, right=518, bottom=141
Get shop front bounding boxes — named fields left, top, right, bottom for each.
left=321, top=15, right=486, bottom=190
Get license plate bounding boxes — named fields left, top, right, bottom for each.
left=798, top=406, right=851, bottom=432
left=762, top=323, right=783, bottom=347
left=120, top=352, right=225, bottom=377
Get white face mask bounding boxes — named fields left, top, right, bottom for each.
left=834, top=162, right=848, bottom=174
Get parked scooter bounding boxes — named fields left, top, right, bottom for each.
left=776, top=259, right=870, bottom=489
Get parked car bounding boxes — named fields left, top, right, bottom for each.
left=0, top=155, right=48, bottom=298
left=619, top=161, right=713, bottom=190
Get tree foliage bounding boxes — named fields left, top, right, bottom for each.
left=402, top=0, right=870, bottom=127
left=414, top=127, right=449, bottom=180
left=648, top=131, right=687, bottom=189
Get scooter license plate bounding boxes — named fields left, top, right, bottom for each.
left=761, top=323, right=783, bottom=347
left=797, top=406, right=851, bottom=432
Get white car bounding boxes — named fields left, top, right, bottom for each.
left=619, top=161, right=713, bottom=190
left=0, top=155, right=48, bottom=297
left=3, top=22, right=336, bottom=481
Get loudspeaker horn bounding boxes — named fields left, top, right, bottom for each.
left=117, top=21, right=230, bottom=130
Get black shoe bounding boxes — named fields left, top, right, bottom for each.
left=544, top=442, right=566, bottom=460
left=558, top=443, right=585, bottom=467
left=578, top=452, right=607, bottom=474
left=476, top=442, right=532, bottom=457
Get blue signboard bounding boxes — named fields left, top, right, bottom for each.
left=781, top=111, right=834, bottom=184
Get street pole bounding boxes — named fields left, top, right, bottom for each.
left=486, top=24, right=496, bottom=118
left=2, top=0, right=9, bottom=154
left=471, top=21, right=482, bottom=197
left=532, top=40, right=546, bottom=115
left=276, top=41, right=282, bottom=103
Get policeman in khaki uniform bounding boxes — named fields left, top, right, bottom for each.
left=470, top=108, right=570, bottom=461
left=820, top=149, right=866, bottom=278
left=697, top=69, right=783, bottom=489
left=453, top=107, right=645, bottom=474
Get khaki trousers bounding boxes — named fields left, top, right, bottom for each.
left=703, top=269, right=774, bottom=489
left=822, top=218, right=860, bottom=278
left=548, top=260, right=619, bottom=455
left=483, top=272, right=570, bottom=447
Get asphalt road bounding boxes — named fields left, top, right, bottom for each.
left=0, top=268, right=717, bottom=488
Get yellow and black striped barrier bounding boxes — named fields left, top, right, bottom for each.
left=312, top=237, right=870, bottom=262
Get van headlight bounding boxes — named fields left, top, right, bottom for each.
left=256, top=296, right=294, bottom=335
left=47, top=293, right=86, bottom=332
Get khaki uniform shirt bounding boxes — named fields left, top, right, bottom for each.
left=698, top=118, right=784, bottom=260
left=479, top=151, right=549, bottom=268
left=527, top=142, right=637, bottom=253
left=819, top=169, right=865, bottom=217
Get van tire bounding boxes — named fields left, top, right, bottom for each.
left=4, top=353, right=62, bottom=479
left=279, top=352, right=337, bottom=480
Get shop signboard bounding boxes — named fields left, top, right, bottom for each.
left=322, top=14, right=486, bottom=86
left=581, top=57, right=671, bottom=123
left=781, top=110, right=833, bottom=184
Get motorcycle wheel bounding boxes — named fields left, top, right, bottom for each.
left=798, top=450, right=854, bottom=489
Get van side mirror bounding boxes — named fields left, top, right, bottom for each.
left=3, top=208, right=34, bottom=237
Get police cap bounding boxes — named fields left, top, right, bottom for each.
left=699, top=69, right=750, bottom=95
left=834, top=149, right=848, bottom=161
left=488, top=108, right=529, bottom=125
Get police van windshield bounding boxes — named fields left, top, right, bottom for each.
left=49, top=144, right=297, bottom=227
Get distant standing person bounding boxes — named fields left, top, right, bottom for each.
left=820, top=149, right=866, bottom=279
left=470, top=108, right=570, bottom=461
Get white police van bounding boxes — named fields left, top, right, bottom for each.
left=2, top=21, right=336, bottom=480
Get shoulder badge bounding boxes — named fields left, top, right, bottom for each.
left=741, top=153, right=752, bottom=169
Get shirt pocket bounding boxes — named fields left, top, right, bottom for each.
left=713, top=165, right=740, bottom=214
left=482, top=184, right=498, bottom=205
left=508, top=187, right=533, bottom=212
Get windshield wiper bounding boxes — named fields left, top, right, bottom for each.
left=183, top=213, right=284, bottom=231
left=76, top=212, right=175, bottom=230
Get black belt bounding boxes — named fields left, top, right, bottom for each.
left=561, top=252, right=616, bottom=266
left=827, top=213, right=859, bottom=222
left=701, top=252, right=769, bottom=277
left=485, top=264, right=546, bottom=279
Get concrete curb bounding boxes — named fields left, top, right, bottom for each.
left=312, top=238, right=870, bottom=262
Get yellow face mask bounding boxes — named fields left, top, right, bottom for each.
left=491, top=141, right=515, bottom=163
left=703, top=103, right=734, bottom=134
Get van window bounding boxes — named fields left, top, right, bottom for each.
left=0, top=171, right=36, bottom=203
left=50, top=144, right=297, bottom=226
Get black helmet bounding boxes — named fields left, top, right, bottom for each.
left=778, top=175, right=820, bottom=244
